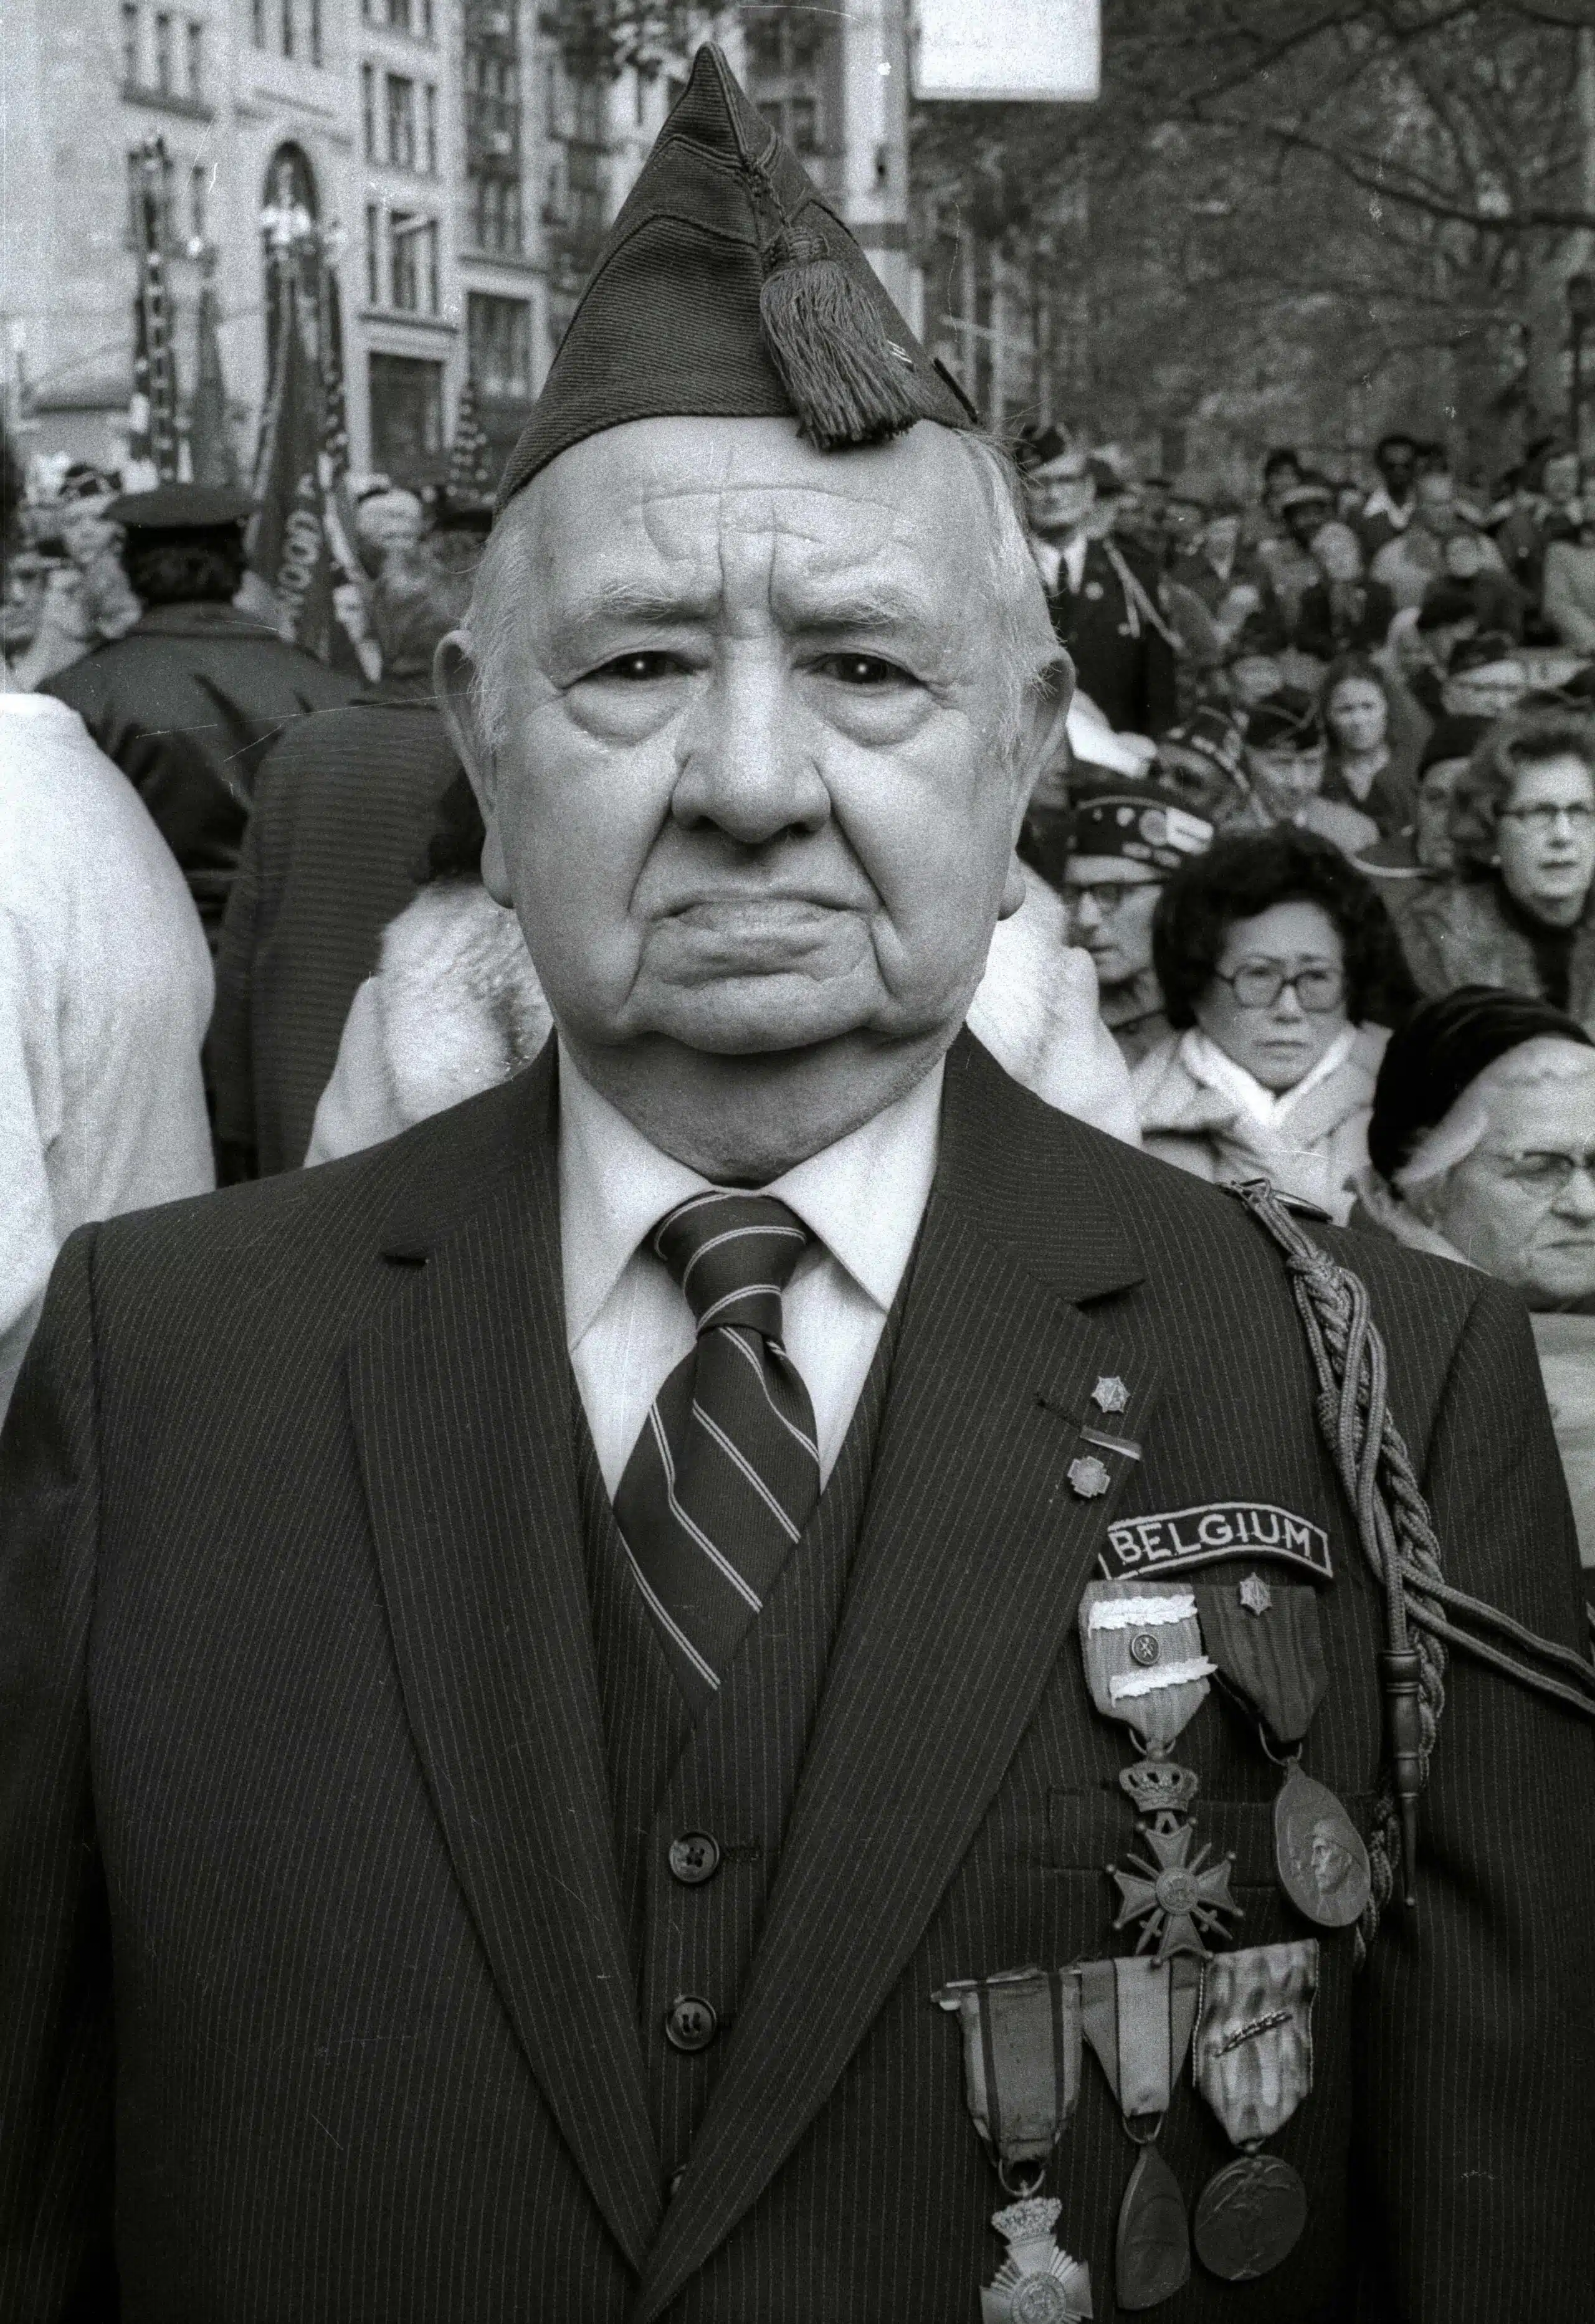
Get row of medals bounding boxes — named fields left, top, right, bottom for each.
left=936, top=1565, right=1370, bottom=2320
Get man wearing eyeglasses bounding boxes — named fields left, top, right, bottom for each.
left=1061, top=777, right=1213, bottom=1063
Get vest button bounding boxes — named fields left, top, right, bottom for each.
left=667, top=2166, right=687, bottom=2199
left=664, top=1993, right=718, bottom=2053
left=668, top=1831, right=723, bottom=1886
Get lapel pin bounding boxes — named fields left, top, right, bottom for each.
left=1092, top=1377, right=1130, bottom=1415
left=1069, top=1455, right=1112, bottom=1501
left=1238, top=1574, right=1273, bottom=1616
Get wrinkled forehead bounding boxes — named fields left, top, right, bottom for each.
left=522, top=415, right=988, bottom=624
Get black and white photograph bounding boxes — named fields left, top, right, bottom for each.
left=2, top=2, right=1595, bottom=2317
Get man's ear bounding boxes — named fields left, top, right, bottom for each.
left=436, top=630, right=513, bottom=906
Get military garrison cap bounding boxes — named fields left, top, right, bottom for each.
left=495, top=44, right=973, bottom=513
left=1069, top=777, right=1214, bottom=872
left=107, top=485, right=256, bottom=531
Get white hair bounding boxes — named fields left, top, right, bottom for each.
left=1396, top=1036, right=1595, bottom=1194
left=459, top=421, right=1065, bottom=757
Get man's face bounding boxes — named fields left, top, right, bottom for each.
left=1415, top=473, right=1459, bottom=536
left=1442, top=530, right=1485, bottom=579
left=1062, top=854, right=1162, bottom=990
left=1245, top=740, right=1327, bottom=818
left=1419, top=1045, right=1595, bottom=1306
left=1441, top=662, right=1526, bottom=721
left=1543, top=453, right=1581, bottom=508
left=452, top=417, right=1063, bottom=1071
left=1026, top=452, right=1097, bottom=541
left=1202, top=513, right=1240, bottom=566
left=1378, top=441, right=1417, bottom=498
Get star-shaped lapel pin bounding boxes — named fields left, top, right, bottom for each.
left=1092, top=1375, right=1130, bottom=1415
left=1238, top=1573, right=1274, bottom=1616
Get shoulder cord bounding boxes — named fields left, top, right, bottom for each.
left=1227, top=1180, right=1595, bottom=1960
left=1100, top=537, right=1183, bottom=654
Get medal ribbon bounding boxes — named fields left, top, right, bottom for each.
left=935, top=1966, right=1082, bottom=2181
left=1080, top=1954, right=1202, bottom=2123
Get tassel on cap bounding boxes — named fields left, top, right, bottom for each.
left=758, top=227, right=922, bottom=453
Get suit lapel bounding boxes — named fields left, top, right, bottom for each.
left=347, top=1051, right=661, bottom=2271
left=635, top=1040, right=1156, bottom=2318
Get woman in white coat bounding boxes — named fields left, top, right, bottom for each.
left=1131, top=825, right=1417, bottom=1222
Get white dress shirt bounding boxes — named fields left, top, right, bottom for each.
left=1031, top=531, right=1091, bottom=597
left=560, top=1055, right=944, bottom=1493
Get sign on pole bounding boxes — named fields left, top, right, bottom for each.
left=912, top=0, right=1100, bottom=103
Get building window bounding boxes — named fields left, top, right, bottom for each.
left=185, top=19, right=202, bottom=97
left=368, top=351, right=444, bottom=478
left=153, top=11, right=173, bottom=92
left=252, top=0, right=265, bottom=45
left=386, top=74, right=416, bottom=168
left=386, top=0, right=411, bottom=29
left=388, top=212, right=437, bottom=313
left=366, top=202, right=382, bottom=305
left=361, top=64, right=376, bottom=161
left=467, top=292, right=531, bottom=401
left=121, top=2, right=140, bottom=83
left=472, top=174, right=521, bottom=256
left=189, top=160, right=208, bottom=243
left=424, top=82, right=437, bottom=172
left=309, top=0, right=321, bottom=65
left=421, top=0, right=433, bottom=37
left=280, top=0, right=293, bottom=58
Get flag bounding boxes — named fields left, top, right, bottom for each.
left=315, top=246, right=363, bottom=590
left=189, top=249, right=238, bottom=486
left=249, top=257, right=333, bottom=657
left=128, top=137, right=179, bottom=485
left=445, top=370, right=495, bottom=500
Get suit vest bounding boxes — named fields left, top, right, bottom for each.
left=576, top=1311, right=899, bottom=2179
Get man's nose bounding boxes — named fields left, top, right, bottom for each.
left=1553, top=1163, right=1595, bottom=1221
left=1072, top=891, right=1103, bottom=932
left=669, top=652, right=831, bottom=844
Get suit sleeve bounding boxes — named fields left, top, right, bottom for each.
left=0, top=1230, right=117, bottom=2320
left=1353, top=1277, right=1595, bottom=2323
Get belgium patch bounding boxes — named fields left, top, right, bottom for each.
left=1098, top=1502, right=1333, bottom=1585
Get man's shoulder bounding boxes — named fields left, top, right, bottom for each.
left=85, top=1065, right=548, bottom=1329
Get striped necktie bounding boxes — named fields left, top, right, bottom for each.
left=611, top=1190, right=821, bottom=1714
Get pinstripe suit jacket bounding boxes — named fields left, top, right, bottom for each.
left=2, top=1033, right=1591, bottom=2322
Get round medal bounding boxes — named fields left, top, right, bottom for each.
left=1193, top=2154, right=1307, bottom=2281
left=1274, top=1766, right=1372, bottom=1929
left=1115, top=2142, right=1191, bottom=2310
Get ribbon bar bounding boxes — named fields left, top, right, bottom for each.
left=1110, top=1656, right=1218, bottom=1702
left=1089, top=1594, right=1197, bottom=1632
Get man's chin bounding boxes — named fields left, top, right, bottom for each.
left=628, top=972, right=901, bottom=1059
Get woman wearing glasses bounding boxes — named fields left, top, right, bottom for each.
left=1397, top=713, right=1595, bottom=1026
left=1131, top=827, right=1416, bottom=1218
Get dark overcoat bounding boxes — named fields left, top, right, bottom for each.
left=206, top=694, right=461, bottom=1176
left=1044, top=538, right=1178, bottom=736
left=42, top=604, right=355, bottom=939
left=1, top=1035, right=1591, bottom=2322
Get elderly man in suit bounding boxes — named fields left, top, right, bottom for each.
left=3, top=47, right=1593, bottom=2324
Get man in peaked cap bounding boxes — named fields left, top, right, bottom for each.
left=1064, top=778, right=1213, bottom=1064
left=41, top=483, right=355, bottom=944
left=4, top=45, right=1593, bottom=2324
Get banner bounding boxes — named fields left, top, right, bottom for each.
left=250, top=258, right=333, bottom=656
left=188, top=251, right=237, bottom=486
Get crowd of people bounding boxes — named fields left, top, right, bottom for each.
left=2, top=411, right=1593, bottom=1558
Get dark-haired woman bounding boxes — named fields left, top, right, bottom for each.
left=1131, top=827, right=1416, bottom=1219
left=1397, top=711, right=1595, bottom=1030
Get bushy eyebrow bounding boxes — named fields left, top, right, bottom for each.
left=562, top=576, right=941, bottom=637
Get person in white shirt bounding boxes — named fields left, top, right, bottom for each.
left=0, top=693, right=214, bottom=1411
